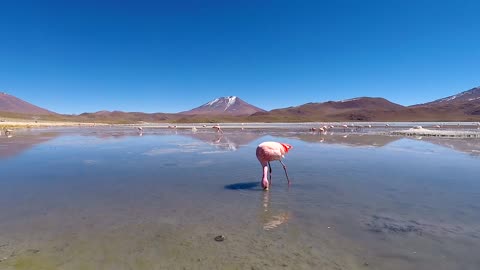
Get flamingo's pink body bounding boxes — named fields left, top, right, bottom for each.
left=212, top=125, right=223, bottom=134
left=256, top=141, right=292, bottom=190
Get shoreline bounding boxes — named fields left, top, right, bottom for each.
left=2, top=121, right=480, bottom=138
left=0, top=120, right=110, bottom=129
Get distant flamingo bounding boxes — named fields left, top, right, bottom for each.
left=256, top=142, right=292, bottom=190
left=342, top=124, right=348, bottom=132
left=212, top=124, right=223, bottom=134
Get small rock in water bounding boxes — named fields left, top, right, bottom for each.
left=214, top=235, right=225, bottom=242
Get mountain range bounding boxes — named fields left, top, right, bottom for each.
left=1, top=86, right=480, bottom=122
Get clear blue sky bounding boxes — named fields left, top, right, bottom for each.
left=1, top=0, right=479, bottom=114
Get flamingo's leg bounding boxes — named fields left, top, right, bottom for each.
left=279, top=160, right=290, bottom=184
left=268, top=161, right=272, bottom=185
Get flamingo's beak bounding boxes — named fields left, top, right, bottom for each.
left=262, top=178, right=269, bottom=190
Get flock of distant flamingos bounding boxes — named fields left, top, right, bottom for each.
left=307, top=123, right=480, bottom=133
left=2, top=122, right=480, bottom=137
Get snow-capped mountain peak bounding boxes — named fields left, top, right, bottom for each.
left=181, top=96, right=265, bottom=116
left=202, top=96, right=237, bottom=109
left=224, top=96, right=237, bottom=110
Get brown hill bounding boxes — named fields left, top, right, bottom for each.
left=248, top=87, right=480, bottom=122
left=408, top=86, right=480, bottom=119
left=180, top=96, right=265, bottom=116
left=77, top=111, right=177, bottom=123
left=248, top=97, right=406, bottom=122
left=0, top=92, right=56, bottom=115
left=415, top=86, right=480, bottom=107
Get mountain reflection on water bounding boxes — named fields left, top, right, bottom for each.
left=0, top=131, right=60, bottom=159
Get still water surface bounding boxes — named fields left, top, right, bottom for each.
left=0, top=128, right=479, bottom=270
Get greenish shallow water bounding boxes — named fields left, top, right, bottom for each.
left=0, top=127, right=479, bottom=270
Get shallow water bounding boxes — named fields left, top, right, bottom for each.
left=1, top=127, right=480, bottom=270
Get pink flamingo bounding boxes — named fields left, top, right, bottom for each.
left=256, top=142, right=293, bottom=190
left=212, top=124, right=223, bottom=134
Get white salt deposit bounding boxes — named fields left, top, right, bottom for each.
left=391, top=127, right=480, bottom=138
